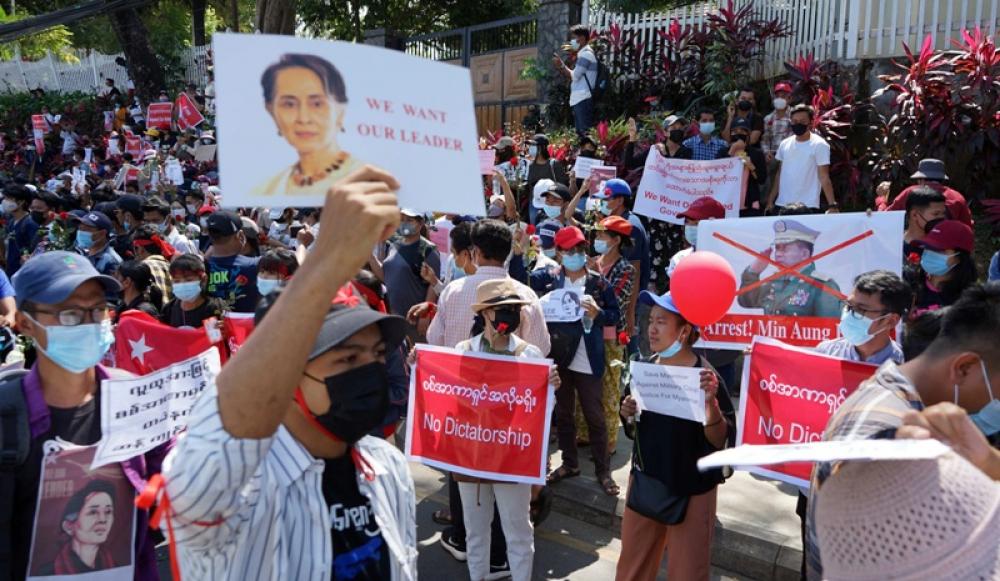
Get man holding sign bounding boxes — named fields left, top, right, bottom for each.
left=617, top=291, right=735, bottom=581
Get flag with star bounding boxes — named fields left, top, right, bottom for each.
left=113, top=310, right=227, bottom=375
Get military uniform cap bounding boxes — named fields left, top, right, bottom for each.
left=773, top=219, right=819, bottom=244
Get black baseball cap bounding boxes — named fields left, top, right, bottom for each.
left=206, top=210, right=242, bottom=236
left=306, top=305, right=407, bottom=360
left=116, top=194, right=144, bottom=215
left=732, top=116, right=753, bottom=133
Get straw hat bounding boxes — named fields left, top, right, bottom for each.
left=471, top=279, right=529, bottom=313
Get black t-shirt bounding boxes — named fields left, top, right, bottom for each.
left=10, top=397, right=103, bottom=579
left=161, top=297, right=226, bottom=329
left=207, top=254, right=261, bottom=313
left=322, top=454, right=390, bottom=580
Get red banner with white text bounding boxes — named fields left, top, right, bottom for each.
left=175, top=92, right=205, bottom=131
left=405, top=345, right=553, bottom=484
left=146, top=102, right=173, bottom=130
left=737, top=337, right=876, bottom=487
left=223, top=312, right=256, bottom=356
left=701, top=314, right=840, bottom=348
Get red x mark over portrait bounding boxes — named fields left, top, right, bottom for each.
left=711, top=229, right=876, bottom=301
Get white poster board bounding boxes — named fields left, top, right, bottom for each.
left=539, top=288, right=583, bottom=322
left=572, top=156, right=602, bottom=179
left=213, top=33, right=483, bottom=216
left=92, top=349, right=221, bottom=468
left=632, top=147, right=746, bottom=224
left=629, top=361, right=706, bottom=423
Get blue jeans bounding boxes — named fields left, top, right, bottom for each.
left=572, top=98, right=594, bottom=138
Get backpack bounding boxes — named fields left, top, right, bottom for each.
left=584, top=50, right=611, bottom=101
left=0, top=369, right=30, bottom=471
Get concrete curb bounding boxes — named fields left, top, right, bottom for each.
left=549, top=476, right=801, bottom=581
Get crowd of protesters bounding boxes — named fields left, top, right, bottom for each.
left=0, top=22, right=996, bottom=581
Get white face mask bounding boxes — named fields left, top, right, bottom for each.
left=773, top=97, right=788, bottom=110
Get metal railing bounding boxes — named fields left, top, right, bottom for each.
left=404, top=15, right=537, bottom=65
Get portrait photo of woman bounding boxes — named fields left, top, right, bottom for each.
left=251, top=53, right=363, bottom=196
left=560, top=290, right=582, bottom=319
left=40, top=479, right=120, bottom=575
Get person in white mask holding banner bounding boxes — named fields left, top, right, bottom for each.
left=805, top=282, right=1000, bottom=579
left=617, top=291, right=735, bottom=581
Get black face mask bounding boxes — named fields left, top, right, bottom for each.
left=30, top=211, right=47, bottom=224
left=737, top=100, right=753, bottom=112
left=668, top=129, right=686, bottom=144
left=579, top=150, right=596, bottom=158
left=302, top=361, right=390, bottom=444
left=732, top=134, right=747, bottom=144
left=791, top=122, right=809, bottom=136
left=490, top=308, right=521, bottom=335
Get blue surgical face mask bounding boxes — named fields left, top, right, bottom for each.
left=562, top=252, right=586, bottom=271
left=172, top=281, right=202, bottom=302
left=156, top=220, right=168, bottom=234
left=598, top=200, right=611, bottom=215
left=528, top=145, right=538, bottom=157
left=451, top=261, right=467, bottom=281
left=700, top=122, right=716, bottom=135
left=920, top=249, right=956, bottom=276
left=969, top=359, right=1000, bottom=436
left=838, top=307, right=887, bottom=347
left=570, top=39, right=580, bottom=51
left=594, top=239, right=610, bottom=254
left=257, top=276, right=280, bottom=296
left=658, top=328, right=686, bottom=359
left=684, top=225, right=698, bottom=247
left=76, top=230, right=94, bottom=250
left=34, top=318, right=114, bottom=373
left=542, top=247, right=557, bottom=259
left=542, top=204, right=562, bottom=218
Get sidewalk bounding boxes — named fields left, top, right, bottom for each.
left=546, top=424, right=803, bottom=581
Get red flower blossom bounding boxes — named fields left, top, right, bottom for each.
left=235, top=274, right=248, bottom=286
left=617, top=331, right=630, bottom=346
left=58, top=211, right=69, bottom=221
left=509, top=156, right=519, bottom=167
left=907, top=252, right=921, bottom=264
left=497, top=322, right=510, bottom=334
left=525, top=224, right=536, bottom=235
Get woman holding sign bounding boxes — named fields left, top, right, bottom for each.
left=616, top=291, right=736, bottom=581
left=252, top=53, right=363, bottom=197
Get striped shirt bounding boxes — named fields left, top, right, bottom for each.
left=804, top=361, right=924, bottom=579
left=426, top=265, right=550, bottom=353
left=162, top=387, right=418, bottom=580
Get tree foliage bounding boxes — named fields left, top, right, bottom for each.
left=0, top=7, right=77, bottom=62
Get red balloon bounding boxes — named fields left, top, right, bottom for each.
left=670, top=251, right=737, bottom=326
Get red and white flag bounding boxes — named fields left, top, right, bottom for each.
left=113, top=311, right=226, bottom=375
left=175, top=92, right=205, bottom=131
left=222, top=312, right=256, bottom=356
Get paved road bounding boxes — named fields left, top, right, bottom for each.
left=411, top=462, right=750, bottom=580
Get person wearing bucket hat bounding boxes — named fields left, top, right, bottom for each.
left=617, top=290, right=736, bottom=581
left=5, top=251, right=172, bottom=581
left=910, top=219, right=978, bottom=310
left=883, top=158, right=973, bottom=228
left=804, top=281, right=1000, bottom=579
left=157, top=166, right=420, bottom=580
left=452, top=278, right=560, bottom=581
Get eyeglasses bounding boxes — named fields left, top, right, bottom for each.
left=842, top=302, right=888, bottom=319
left=30, top=305, right=110, bottom=326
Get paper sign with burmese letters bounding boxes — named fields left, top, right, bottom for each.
left=213, top=33, right=483, bottom=215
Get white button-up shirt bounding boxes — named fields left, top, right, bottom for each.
left=162, top=387, right=418, bottom=580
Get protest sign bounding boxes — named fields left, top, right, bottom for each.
left=223, top=312, right=256, bottom=355
left=478, top=149, right=497, bottom=175
left=588, top=166, right=617, bottom=195
left=735, top=337, right=877, bottom=487
left=213, top=33, right=483, bottom=216
left=630, top=361, right=706, bottom=423
left=104, top=110, right=114, bottom=132
left=693, top=212, right=904, bottom=350
left=124, top=135, right=142, bottom=158
left=697, top=439, right=950, bottom=474
left=146, top=102, right=173, bottom=130
left=539, top=288, right=583, bottom=322
left=175, top=92, right=205, bottom=130
left=405, top=345, right=554, bottom=484
left=164, top=157, right=184, bottom=185
left=27, top=443, right=135, bottom=581
left=84, top=147, right=93, bottom=163
left=93, top=348, right=221, bottom=469
left=633, top=148, right=746, bottom=224
left=572, top=156, right=602, bottom=179
left=31, top=114, right=49, bottom=135
left=194, top=143, right=217, bottom=162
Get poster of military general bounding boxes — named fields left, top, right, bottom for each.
left=694, top=212, right=904, bottom=350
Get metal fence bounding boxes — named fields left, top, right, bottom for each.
left=0, top=45, right=212, bottom=94
left=405, top=15, right=537, bottom=65
left=590, top=0, right=1000, bottom=80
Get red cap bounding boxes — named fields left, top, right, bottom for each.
left=598, top=216, right=633, bottom=237
left=914, top=220, right=974, bottom=253
left=774, top=81, right=793, bottom=94
left=197, top=205, right=217, bottom=216
left=677, top=196, right=726, bottom=221
left=554, top=226, right=586, bottom=250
